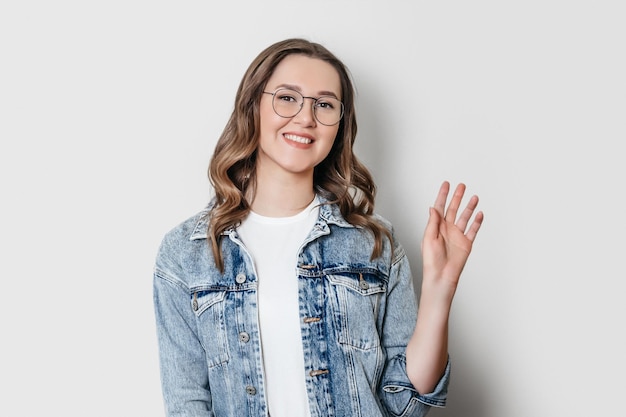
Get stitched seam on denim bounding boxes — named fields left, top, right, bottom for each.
left=154, top=267, right=189, bottom=292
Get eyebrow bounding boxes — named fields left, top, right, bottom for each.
left=274, top=83, right=340, bottom=99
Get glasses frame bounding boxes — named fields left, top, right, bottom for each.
left=262, top=88, right=344, bottom=126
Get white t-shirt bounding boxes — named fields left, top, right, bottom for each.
left=237, top=197, right=319, bottom=417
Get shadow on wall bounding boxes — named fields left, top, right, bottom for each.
left=428, top=352, right=487, bottom=417
left=354, top=76, right=489, bottom=417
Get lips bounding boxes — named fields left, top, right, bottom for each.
left=284, top=133, right=313, bottom=144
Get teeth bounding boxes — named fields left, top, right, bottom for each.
left=284, top=134, right=312, bottom=144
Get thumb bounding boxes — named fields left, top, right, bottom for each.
left=423, top=207, right=441, bottom=240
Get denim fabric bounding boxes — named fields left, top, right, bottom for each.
left=153, top=198, right=450, bottom=417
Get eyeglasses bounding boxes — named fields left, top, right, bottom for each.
left=263, top=88, right=344, bottom=126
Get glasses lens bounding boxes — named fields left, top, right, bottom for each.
left=270, top=88, right=344, bottom=126
left=272, top=89, right=303, bottom=118
left=313, top=96, right=343, bottom=126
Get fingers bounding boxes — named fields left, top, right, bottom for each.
left=455, top=194, right=479, bottom=232
left=424, top=206, right=442, bottom=240
left=465, top=211, right=484, bottom=242
left=444, top=183, right=466, bottom=224
left=433, top=181, right=450, bottom=217
left=432, top=181, right=484, bottom=241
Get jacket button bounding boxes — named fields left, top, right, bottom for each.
left=359, top=280, right=369, bottom=290
left=245, top=385, right=256, bottom=395
left=235, top=273, right=247, bottom=284
left=238, top=331, right=250, bottom=343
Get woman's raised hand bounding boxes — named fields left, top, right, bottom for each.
left=421, top=181, right=484, bottom=299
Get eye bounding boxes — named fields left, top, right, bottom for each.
left=277, top=94, right=296, bottom=102
left=315, top=97, right=337, bottom=110
left=275, top=90, right=300, bottom=103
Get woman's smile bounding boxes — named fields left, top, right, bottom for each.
left=283, top=133, right=313, bottom=145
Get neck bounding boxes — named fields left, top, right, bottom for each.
left=250, top=169, right=315, bottom=217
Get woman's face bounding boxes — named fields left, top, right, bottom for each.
left=257, top=54, right=341, bottom=181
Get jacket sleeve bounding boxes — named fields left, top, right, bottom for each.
left=377, top=242, right=450, bottom=417
left=153, top=233, right=214, bottom=417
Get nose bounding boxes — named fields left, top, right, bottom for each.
left=293, top=98, right=316, bottom=126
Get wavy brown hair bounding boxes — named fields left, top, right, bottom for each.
left=207, top=38, right=391, bottom=271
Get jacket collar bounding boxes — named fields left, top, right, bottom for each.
left=189, top=195, right=353, bottom=241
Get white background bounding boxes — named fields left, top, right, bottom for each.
left=1, top=1, right=624, bottom=416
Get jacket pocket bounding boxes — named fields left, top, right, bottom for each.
left=191, top=289, right=230, bottom=367
left=327, top=271, right=386, bottom=350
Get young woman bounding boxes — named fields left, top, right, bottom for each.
left=153, top=38, right=483, bottom=417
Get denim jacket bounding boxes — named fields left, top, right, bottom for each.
left=153, top=198, right=450, bottom=417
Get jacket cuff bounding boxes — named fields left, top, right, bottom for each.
left=381, top=354, right=450, bottom=409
